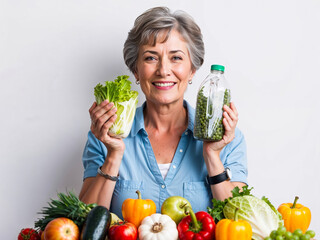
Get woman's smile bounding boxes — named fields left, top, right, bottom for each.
left=152, top=81, right=176, bottom=89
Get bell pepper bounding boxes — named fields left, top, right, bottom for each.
left=177, top=206, right=216, bottom=240
left=122, top=190, right=156, bottom=228
left=215, top=208, right=252, bottom=240
left=278, top=196, right=311, bottom=233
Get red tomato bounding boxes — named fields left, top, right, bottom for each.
left=44, top=217, right=79, bottom=240
left=108, top=221, right=138, bottom=240
left=18, top=228, right=40, bottom=240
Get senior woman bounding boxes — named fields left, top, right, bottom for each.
left=79, top=7, right=247, bottom=218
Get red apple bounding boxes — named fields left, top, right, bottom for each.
left=44, top=217, right=79, bottom=240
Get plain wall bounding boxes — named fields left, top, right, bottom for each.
left=1, top=0, right=319, bottom=238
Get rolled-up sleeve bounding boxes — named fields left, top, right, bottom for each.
left=222, top=128, right=248, bottom=185
left=82, top=131, right=107, bottom=180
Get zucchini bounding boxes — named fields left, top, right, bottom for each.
left=80, top=205, right=111, bottom=240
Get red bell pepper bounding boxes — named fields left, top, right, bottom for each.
left=177, top=206, right=216, bottom=240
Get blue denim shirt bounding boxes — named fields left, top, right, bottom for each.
left=82, top=101, right=248, bottom=218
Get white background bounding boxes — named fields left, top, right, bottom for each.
left=1, top=0, right=319, bottom=238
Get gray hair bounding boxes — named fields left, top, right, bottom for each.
left=123, top=7, right=205, bottom=73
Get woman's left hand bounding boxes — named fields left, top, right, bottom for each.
left=203, top=102, right=239, bottom=155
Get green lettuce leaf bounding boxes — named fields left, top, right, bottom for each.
left=94, top=75, right=138, bottom=138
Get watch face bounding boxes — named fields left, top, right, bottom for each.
left=226, top=168, right=232, bottom=180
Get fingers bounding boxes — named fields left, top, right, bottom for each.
left=91, top=100, right=111, bottom=119
left=89, top=102, right=97, bottom=114
left=223, top=103, right=238, bottom=121
left=222, top=102, right=238, bottom=142
left=229, top=102, right=238, bottom=116
left=101, top=114, right=117, bottom=131
left=96, top=107, right=117, bottom=131
left=89, top=100, right=117, bottom=135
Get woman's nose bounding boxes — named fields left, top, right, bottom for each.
left=156, top=58, right=171, bottom=77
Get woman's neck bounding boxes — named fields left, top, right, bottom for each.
left=143, top=100, right=188, bottom=133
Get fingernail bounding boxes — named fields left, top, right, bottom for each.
left=103, top=100, right=109, bottom=104
left=107, top=102, right=114, bottom=107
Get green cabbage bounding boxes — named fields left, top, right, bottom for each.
left=223, top=195, right=283, bottom=240
left=94, top=75, right=138, bottom=138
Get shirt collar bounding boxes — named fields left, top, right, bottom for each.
left=130, top=100, right=195, bottom=137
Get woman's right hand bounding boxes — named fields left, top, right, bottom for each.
left=89, top=100, right=125, bottom=154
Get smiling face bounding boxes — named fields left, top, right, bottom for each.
left=134, top=29, right=196, bottom=106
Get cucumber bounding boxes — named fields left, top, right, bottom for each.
left=80, top=205, right=111, bottom=240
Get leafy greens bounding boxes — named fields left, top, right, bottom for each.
left=208, top=186, right=283, bottom=240
left=94, top=75, right=138, bottom=138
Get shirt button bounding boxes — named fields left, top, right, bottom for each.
left=185, top=132, right=189, bottom=135
left=179, top=149, right=183, bottom=153
left=161, top=185, right=166, bottom=189
left=173, top=165, right=176, bottom=169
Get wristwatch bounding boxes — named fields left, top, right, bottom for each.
left=206, top=168, right=232, bottom=185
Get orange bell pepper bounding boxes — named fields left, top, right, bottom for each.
left=215, top=208, right=252, bottom=240
left=121, top=190, right=156, bottom=228
left=277, top=196, right=311, bottom=233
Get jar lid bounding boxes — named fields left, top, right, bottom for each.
left=211, top=64, right=225, bottom=72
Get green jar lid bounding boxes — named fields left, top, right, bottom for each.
left=211, top=64, right=225, bottom=72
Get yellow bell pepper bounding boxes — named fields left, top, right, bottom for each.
left=215, top=208, right=252, bottom=240
left=122, top=190, right=156, bottom=228
left=278, top=196, right=311, bottom=233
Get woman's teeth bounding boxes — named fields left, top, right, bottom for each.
left=153, top=82, right=174, bottom=87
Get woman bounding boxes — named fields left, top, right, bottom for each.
left=79, top=7, right=247, bottom=218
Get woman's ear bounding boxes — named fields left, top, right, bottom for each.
left=134, top=71, right=139, bottom=81
left=190, top=67, right=196, bottom=79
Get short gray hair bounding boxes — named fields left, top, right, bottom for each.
left=123, top=7, right=205, bottom=73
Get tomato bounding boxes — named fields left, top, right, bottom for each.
left=108, top=221, right=138, bottom=240
left=44, top=217, right=79, bottom=240
left=18, top=228, right=40, bottom=240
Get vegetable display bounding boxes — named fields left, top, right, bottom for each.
left=177, top=206, right=216, bottom=240
left=277, top=196, right=311, bottom=233
left=208, top=186, right=283, bottom=240
left=34, top=192, right=97, bottom=231
left=122, top=190, right=157, bottom=228
left=138, top=213, right=178, bottom=240
left=20, top=189, right=316, bottom=240
left=94, top=75, right=138, bottom=138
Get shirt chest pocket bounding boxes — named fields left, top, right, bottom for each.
left=183, top=181, right=212, bottom=213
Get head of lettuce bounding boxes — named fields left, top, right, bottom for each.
left=94, top=75, right=138, bottom=138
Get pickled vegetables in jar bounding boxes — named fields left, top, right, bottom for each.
left=194, top=64, right=231, bottom=141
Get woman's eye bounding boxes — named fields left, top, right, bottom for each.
left=172, top=56, right=183, bottom=61
left=145, top=56, right=157, bottom=61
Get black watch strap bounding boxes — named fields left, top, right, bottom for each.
left=207, top=168, right=230, bottom=185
